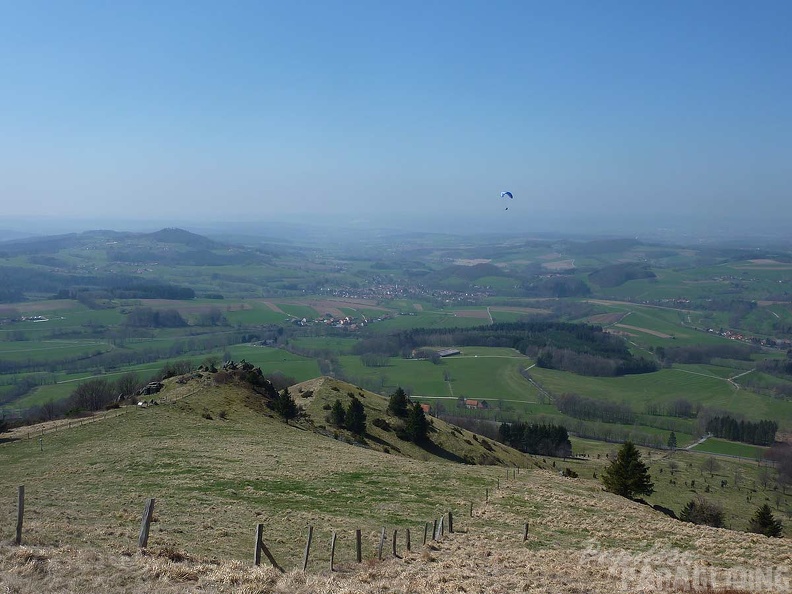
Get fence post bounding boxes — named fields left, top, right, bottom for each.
left=448, top=511, right=453, bottom=534
left=356, top=529, right=362, bottom=563
left=438, top=515, right=444, bottom=538
left=15, top=486, right=24, bottom=546
left=485, top=488, right=488, bottom=501
left=254, top=523, right=263, bottom=565
left=470, top=502, right=473, bottom=517
left=330, top=531, right=337, bottom=571
left=392, top=529, right=398, bottom=557
left=302, top=525, right=313, bottom=572
left=523, top=522, right=529, bottom=541
left=423, top=523, right=428, bottom=545
left=406, top=528, right=411, bottom=552
left=432, top=519, right=437, bottom=541
left=138, top=498, right=155, bottom=549
left=378, top=527, right=386, bottom=560
left=254, top=524, right=284, bottom=571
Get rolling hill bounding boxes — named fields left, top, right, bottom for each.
left=1, top=372, right=790, bottom=593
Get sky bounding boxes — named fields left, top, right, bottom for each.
left=1, top=0, right=790, bottom=236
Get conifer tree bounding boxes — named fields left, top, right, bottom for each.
left=601, top=441, right=654, bottom=499
left=330, top=399, right=346, bottom=427
left=273, top=387, right=298, bottom=423
left=667, top=431, right=677, bottom=449
left=405, top=402, right=429, bottom=444
left=748, top=503, right=783, bottom=537
left=345, top=396, right=367, bottom=436
left=387, top=386, right=409, bottom=418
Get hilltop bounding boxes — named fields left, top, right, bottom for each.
left=1, top=372, right=790, bottom=593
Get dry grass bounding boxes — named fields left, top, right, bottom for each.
left=3, top=470, right=789, bottom=593
left=1, top=376, right=790, bottom=593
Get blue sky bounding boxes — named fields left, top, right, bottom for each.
left=1, top=1, right=790, bottom=234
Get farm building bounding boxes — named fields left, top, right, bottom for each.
left=437, top=348, right=460, bottom=357
left=464, top=399, right=489, bottom=410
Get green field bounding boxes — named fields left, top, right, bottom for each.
left=528, top=365, right=792, bottom=430
left=225, top=344, right=321, bottom=381
left=337, top=349, right=535, bottom=401
left=692, top=438, right=768, bottom=460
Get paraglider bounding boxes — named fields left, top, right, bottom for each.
left=500, top=191, right=513, bottom=210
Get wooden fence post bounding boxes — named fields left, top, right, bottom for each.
left=470, top=502, right=473, bottom=517
left=438, top=515, right=444, bottom=538
left=523, top=522, right=529, bottom=541
left=423, top=523, right=428, bottom=545
left=330, top=531, right=337, bottom=571
left=378, top=527, right=386, bottom=560
left=15, top=486, right=24, bottom=546
left=302, top=525, right=313, bottom=572
left=406, top=528, right=411, bottom=552
left=254, top=523, right=263, bottom=566
left=485, top=488, right=488, bottom=501
left=254, top=524, right=284, bottom=571
left=448, top=511, right=453, bottom=534
left=432, top=519, right=437, bottom=541
left=138, top=498, right=155, bottom=549
left=392, top=529, right=398, bottom=557
left=356, top=529, right=362, bottom=563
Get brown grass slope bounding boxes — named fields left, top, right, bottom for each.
left=1, top=373, right=790, bottom=593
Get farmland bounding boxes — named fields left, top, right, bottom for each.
left=1, top=226, right=791, bottom=467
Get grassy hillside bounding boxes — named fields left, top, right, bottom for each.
left=1, top=374, right=790, bottom=592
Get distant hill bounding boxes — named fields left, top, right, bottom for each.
left=143, top=227, right=218, bottom=249
left=588, top=262, right=656, bottom=288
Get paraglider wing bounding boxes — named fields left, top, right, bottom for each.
left=500, top=191, right=513, bottom=199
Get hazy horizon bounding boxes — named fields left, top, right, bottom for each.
left=2, top=1, right=790, bottom=233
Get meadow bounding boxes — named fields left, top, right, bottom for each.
left=1, top=376, right=789, bottom=594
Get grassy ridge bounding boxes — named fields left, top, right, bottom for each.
left=0, top=376, right=527, bottom=563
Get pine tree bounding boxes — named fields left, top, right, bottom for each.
left=667, top=431, right=677, bottom=450
left=601, top=441, right=654, bottom=500
left=345, top=396, right=367, bottom=436
left=387, top=386, right=409, bottom=418
left=330, top=399, right=346, bottom=427
left=405, top=402, right=429, bottom=444
left=748, top=503, right=783, bottom=537
left=273, top=387, right=298, bottom=423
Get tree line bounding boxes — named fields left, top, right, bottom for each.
left=706, top=415, right=778, bottom=446
left=351, top=321, right=658, bottom=377
left=497, top=421, right=572, bottom=457
left=554, top=393, right=636, bottom=425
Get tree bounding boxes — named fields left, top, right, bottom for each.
left=405, top=403, right=429, bottom=444
left=601, top=441, right=654, bottom=500
left=345, top=397, right=367, bottom=436
left=747, top=503, right=783, bottom=537
left=330, top=399, right=346, bottom=427
left=702, top=456, right=720, bottom=477
left=387, top=386, right=409, bottom=418
left=667, top=431, right=677, bottom=450
left=273, top=388, right=298, bottom=423
left=679, top=496, right=725, bottom=527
